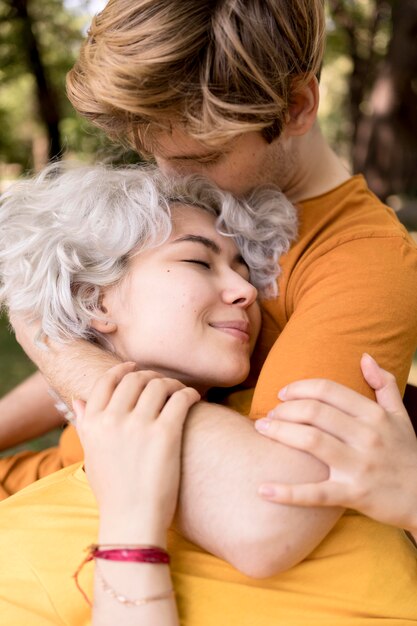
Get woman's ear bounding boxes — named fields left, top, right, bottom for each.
left=285, top=77, right=319, bottom=137
left=90, top=317, right=118, bottom=334
left=90, top=304, right=117, bottom=334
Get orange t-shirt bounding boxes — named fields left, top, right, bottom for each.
left=247, top=174, right=417, bottom=418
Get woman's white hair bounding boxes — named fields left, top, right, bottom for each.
left=0, top=162, right=297, bottom=343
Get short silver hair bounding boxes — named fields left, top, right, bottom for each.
left=0, top=162, right=297, bottom=342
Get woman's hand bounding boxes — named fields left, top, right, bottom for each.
left=73, top=363, right=200, bottom=544
left=254, top=354, right=417, bottom=536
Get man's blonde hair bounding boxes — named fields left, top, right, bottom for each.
left=67, top=0, right=325, bottom=151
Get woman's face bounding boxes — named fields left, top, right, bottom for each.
left=96, top=204, right=261, bottom=393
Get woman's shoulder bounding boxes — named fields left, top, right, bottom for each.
left=0, top=462, right=94, bottom=520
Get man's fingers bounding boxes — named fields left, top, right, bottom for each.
left=360, top=353, right=407, bottom=417
left=258, top=480, right=349, bottom=508
left=87, top=362, right=137, bottom=414
left=255, top=419, right=355, bottom=468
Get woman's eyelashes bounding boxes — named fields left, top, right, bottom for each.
left=182, top=259, right=211, bottom=269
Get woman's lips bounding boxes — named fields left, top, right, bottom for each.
left=209, top=320, right=250, bottom=341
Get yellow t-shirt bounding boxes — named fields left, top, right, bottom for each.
left=0, top=463, right=415, bottom=625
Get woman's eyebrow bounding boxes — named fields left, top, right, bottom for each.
left=172, top=235, right=247, bottom=269
left=172, top=235, right=221, bottom=254
left=164, top=150, right=223, bottom=162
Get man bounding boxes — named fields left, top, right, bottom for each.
left=1, top=1, right=417, bottom=622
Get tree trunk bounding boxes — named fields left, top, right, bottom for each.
left=353, top=0, right=417, bottom=200
left=10, top=0, right=62, bottom=161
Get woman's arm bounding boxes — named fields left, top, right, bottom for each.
left=73, top=362, right=200, bottom=626
left=0, top=371, right=64, bottom=451
left=255, top=354, right=417, bottom=543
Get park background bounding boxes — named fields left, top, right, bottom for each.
left=0, top=0, right=416, bottom=452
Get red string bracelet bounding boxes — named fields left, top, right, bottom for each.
left=73, top=544, right=170, bottom=606
left=93, top=545, right=170, bottom=563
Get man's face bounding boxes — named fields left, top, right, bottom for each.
left=152, top=127, right=296, bottom=195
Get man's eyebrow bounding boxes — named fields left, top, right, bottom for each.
left=172, top=235, right=221, bottom=254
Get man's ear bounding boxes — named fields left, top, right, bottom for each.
left=285, top=77, right=319, bottom=137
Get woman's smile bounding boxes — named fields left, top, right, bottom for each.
left=94, top=203, right=261, bottom=391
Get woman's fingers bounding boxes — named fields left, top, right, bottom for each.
left=86, top=362, right=137, bottom=414
left=133, top=377, right=189, bottom=421
left=258, top=480, right=349, bottom=508
left=158, top=387, right=201, bottom=427
left=256, top=358, right=417, bottom=530
left=261, top=399, right=373, bottom=445
left=255, top=418, right=356, bottom=468
left=105, top=369, right=162, bottom=413
left=82, top=366, right=200, bottom=428
left=278, top=376, right=385, bottom=424
left=278, top=354, right=409, bottom=428
left=360, top=353, right=408, bottom=417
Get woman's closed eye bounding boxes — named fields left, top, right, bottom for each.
left=182, top=259, right=211, bottom=269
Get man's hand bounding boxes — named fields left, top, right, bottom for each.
left=9, top=313, right=43, bottom=363
left=255, top=354, right=417, bottom=540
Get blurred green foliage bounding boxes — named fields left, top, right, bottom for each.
left=0, top=313, right=62, bottom=454
left=0, top=0, right=110, bottom=169
left=0, top=313, right=34, bottom=397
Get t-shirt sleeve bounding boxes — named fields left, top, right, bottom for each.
left=250, top=235, right=417, bottom=419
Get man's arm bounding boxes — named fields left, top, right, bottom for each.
left=12, top=321, right=341, bottom=577
left=0, top=371, right=64, bottom=451
left=177, top=401, right=342, bottom=577
left=11, top=317, right=122, bottom=405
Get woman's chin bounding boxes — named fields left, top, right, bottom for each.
left=209, top=367, right=250, bottom=389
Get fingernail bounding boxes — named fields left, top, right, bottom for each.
left=278, top=386, right=287, bottom=400
left=362, top=352, right=376, bottom=363
left=259, top=485, right=276, bottom=498
left=255, top=418, right=271, bottom=432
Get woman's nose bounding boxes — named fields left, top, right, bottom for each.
left=223, top=273, right=258, bottom=308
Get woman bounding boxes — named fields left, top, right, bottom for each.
left=0, top=162, right=297, bottom=625
left=0, top=160, right=295, bottom=499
